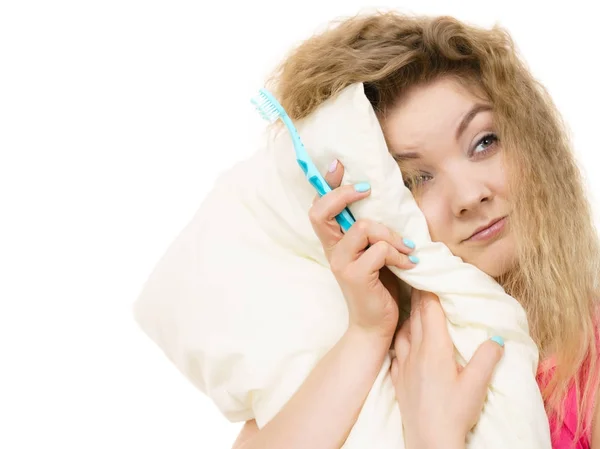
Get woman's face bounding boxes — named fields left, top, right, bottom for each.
left=382, top=77, right=516, bottom=277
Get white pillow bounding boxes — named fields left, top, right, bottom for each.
left=133, top=83, right=551, bottom=448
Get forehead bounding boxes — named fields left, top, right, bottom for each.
left=382, top=77, right=489, bottom=149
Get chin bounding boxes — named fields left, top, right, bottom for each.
left=462, top=235, right=517, bottom=279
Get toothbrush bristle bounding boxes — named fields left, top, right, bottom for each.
left=251, top=91, right=281, bottom=123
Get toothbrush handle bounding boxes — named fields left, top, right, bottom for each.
left=287, top=120, right=356, bottom=232
left=298, top=160, right=356, bottom=232
left=335, top=209, right=356, bottom=233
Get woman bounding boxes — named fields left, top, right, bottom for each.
left=231, top=11, right=600, bottom=449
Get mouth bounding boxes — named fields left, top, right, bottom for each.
left=464, top=216, right=508, bottom=242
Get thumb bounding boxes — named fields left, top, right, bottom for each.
left=459, top=336, right=504, bottom=404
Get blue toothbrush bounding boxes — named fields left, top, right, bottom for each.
left=251, top=88, right=356, bottom=232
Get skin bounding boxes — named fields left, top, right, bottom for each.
left=378, top=76, right=515, bottom=447
left=381, top=76, right=516, bottom=278
left=383, top=76, right=599, bottom=447
left=232, top=76, right=599, bottom=448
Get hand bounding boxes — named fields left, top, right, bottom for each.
left=308, top=160, right=418, bottom=341
left=390, top=290, right=504, bottom=449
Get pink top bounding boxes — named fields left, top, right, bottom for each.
left=543, top=377, right=592, bottom=448
left=537, top=352, right=598, bottom=448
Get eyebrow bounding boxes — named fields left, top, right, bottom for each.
left=392, top=151, right=420, bottom=162
left=455, top=103, right=493, bottom=141
left=391, top=103, right=493, bottom=162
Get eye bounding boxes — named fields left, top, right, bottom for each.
left=404, top=173, right=433, bottom=190
left=472, top=133, right=498, bottom=156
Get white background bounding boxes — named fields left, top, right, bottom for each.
left=1, top=1, right=598, bottom=448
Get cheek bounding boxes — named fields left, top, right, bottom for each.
left=415, top=196, right=448, bottom=241
left=488, top=156, right=509, bottom=196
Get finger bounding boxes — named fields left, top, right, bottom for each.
left=341, top=219, right=416, bottom=261
left=349, top=240, right=417, bottom=280
left=459, top=337, right=504, bottom=407
left=419, top=291, right=451, bottom=350
left=394, top=318, right=411, bottom=363
left=410, top=287, right=421, bottom=311
left=333, top=219, right=415, bottom=272
left=324, top=159, right=344, bottom=189
left=390, top=356, right=399, bottom=382
left=390, top=356, right=402, bottom=400
left=312, top=159, right=345, bottom=206
left=409, top=289, right=423, bottom=350
left=308, top=185, right=371, bottom=255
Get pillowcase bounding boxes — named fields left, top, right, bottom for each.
left=133, top=83, right=551, bottom=448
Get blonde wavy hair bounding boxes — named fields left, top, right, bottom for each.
left=265, top=10, right=600, bottom=436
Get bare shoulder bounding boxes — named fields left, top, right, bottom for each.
left=231, top=420, right=259, bottom=449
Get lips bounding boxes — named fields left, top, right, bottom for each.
left=465, top=216, right=507, bottom=242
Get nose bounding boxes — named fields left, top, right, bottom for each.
left=448, top=171, right=492, bottom=217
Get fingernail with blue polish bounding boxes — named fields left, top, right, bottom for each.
left=403, top=238, right=416, bottom=249
left=354, top=182, right=371, bottom=193
left=490, top=336, right=505, bottom=347
left=408, top=255, right=419, bottom=264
